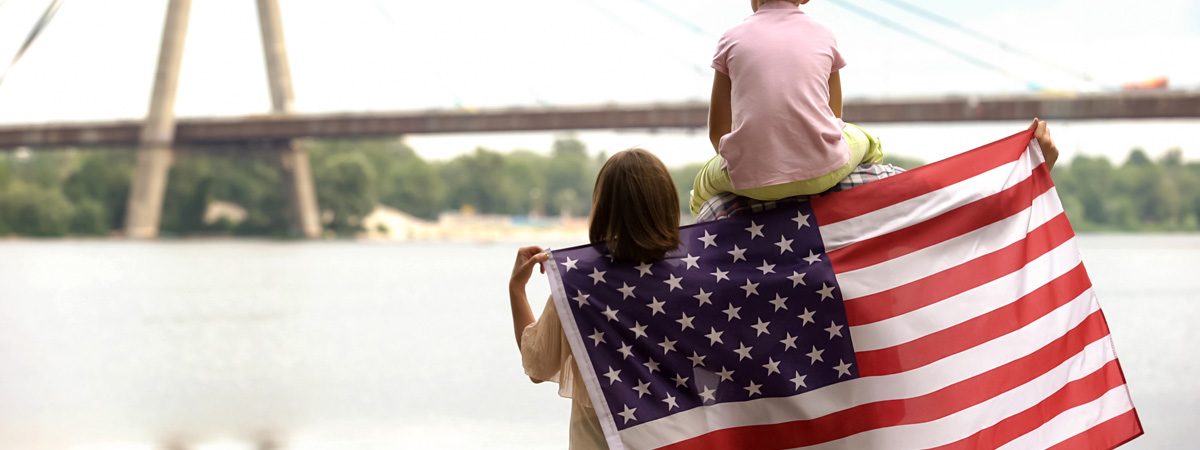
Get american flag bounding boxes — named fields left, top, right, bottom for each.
left=546, top=128, right=1142, bottom=449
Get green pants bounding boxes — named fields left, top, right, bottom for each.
left=690, top=123, right=884, bottom=215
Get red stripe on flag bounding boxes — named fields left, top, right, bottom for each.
left=845, top=212, right=1075, bottom=326
left=856, top=262, right=1091, bottom=376
left=660, top=310, right=1110, bottom=450
left=812, top=129, right=1034, bottom=225
left=930, top=360, right=1127, bottom=450
left=1047, top=409, right=1143, bottom=450
left=828, top=164, right=1053, bottom=273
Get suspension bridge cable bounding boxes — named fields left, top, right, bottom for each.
left=827, top=0, right=1044, bottom=89
left=579, top=0, right=708, bottom=77
left=877, top=0, right=1096, bottom=83
left=632, top=0, right=713, bottom=38
left=0, top=0, right=65, bottom=87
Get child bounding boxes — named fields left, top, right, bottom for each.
left=690, top=0, right=883, bottom=215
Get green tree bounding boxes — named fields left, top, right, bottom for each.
left=314, top=152, right=377, bottom=235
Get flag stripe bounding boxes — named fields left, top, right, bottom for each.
left=844, top=211, right=1074, bottom=326
left=812, top=129, right=1034, bottom=225
left=930, top=360, right=1126, bottom=450
left=619, top=297, right=1107, bottom=449
left=796, top=343, right=1121, bottom=449
left=656, top=310, right=1110, bottom=450
left=849, top=237, right=1083, bottom=351
left=817, top=153, right=1035, bottom=253
left=828, top=163, right=1052, bottom=273
left=998, top=386, right=1135, bottom=450
left=855, top=265, right=1091, bottom=376
left=1047, top=409, right=1143, bottom=450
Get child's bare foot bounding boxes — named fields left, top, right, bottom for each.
left=1032, top=118, right=1059, bottom=169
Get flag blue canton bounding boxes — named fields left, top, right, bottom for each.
left=552, top=202, right=859, bottom=430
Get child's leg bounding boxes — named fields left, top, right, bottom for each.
left=732, top=123, right=885, bottom=201
left=689, top=154, right=734, bottom=215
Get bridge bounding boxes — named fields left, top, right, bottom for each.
left=2, top=0, right=1197, bottom=240
left=2, top=91, right=1199, bottom=148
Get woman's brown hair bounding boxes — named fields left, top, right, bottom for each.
left=589, top=148, right=681, bottom=262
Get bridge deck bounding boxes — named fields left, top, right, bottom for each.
left=1, top=92, right=1197, bottom=148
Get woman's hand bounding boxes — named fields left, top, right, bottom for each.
left=510, top=246, right=550, bottom=291
left=1031, top=118, right=1060, bottom=169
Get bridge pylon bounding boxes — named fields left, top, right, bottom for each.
left=124, top=0, right=321, bottom=238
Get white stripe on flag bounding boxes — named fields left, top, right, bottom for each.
left=837, top=187, right=1063, bottom=301
left=820, top=143, right=1041, bottom=252
left=618, top=287, right=1102, bottom=449
left=850, top=236, right=1083, bottom=351
left=797, top=336, right=1119, bottom=449
left=997, top=385, right=1135, bottom=450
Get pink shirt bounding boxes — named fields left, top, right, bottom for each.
left=712, top=1, right=848, bottom=189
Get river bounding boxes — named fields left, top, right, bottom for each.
left=0, top=235, right=1196, bottom=449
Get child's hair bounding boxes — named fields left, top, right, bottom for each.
left=589, top=148, right=681, bottom=262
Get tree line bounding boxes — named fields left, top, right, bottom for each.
left=0, top=138, right=1196, bottom=237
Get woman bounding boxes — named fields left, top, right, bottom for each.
left=507, top=148, right=681, bottom=449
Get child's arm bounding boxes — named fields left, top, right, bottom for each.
left=708, top=71, right=733, bottom=153
left=829, top=70, right=843, bottom=119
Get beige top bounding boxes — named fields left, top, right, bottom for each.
left=521, top=298, right=608, bottom=450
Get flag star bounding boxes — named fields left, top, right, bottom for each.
left=698, top=386, right=717, bottom=402
left=705, top=327, right=724, bottom=346
left=722, top=304, right=742, bottom=322
left=716, top=367, right=735, bottom=382
left=636, top=261, right=654, bottom=277
left=744, top=221, right=765, bottom=239
left=756, top=260, right=776, bottom=275
left=617, top=343, right=634, bottom=360
left=769, top=293, right=789, bottom=311
left=629, top=321, right=648, bottom=339
left=682, top=253, right=701, bottom=269
left=646, top=296, right=666, bottom=316
left=658, top=337, right=678, bottom=354
left=775, top=236, right=794, bottom=254
left=793, top=211, right=811, bottom=229
left=589, top=268, right=607, bottom=285
left=733, top=343, right=754, bottom=361
left=803, top=250, right=822, bottom=265
left=602, top=306, right=620, bottom=322
left=744, top=380, right=763, bottom=397
left=798, top=308, right=816, bottom=326
left=604, top=366, right=622, bottom=385
left=825, top=321, right=844, bottom=339
left=780, top=333, right=799, bottom=351
left=618, top=404, right=638, bottom=424
left=834, top=359, right=854, bottom=378
left=572, top=291, right=590, bottom=308
left=790, top=371, right=808, bottom=390
left=750, top=318, right=771, bottom=337
left=561, top=257, right=578, bottom=271
left=728, top=245, right=748, bottom=262
left=688, top=351, right=707, bottom=367
left=663, top=393, right=679, bottom=411
left=664, top=274, right=684, bottom=291
left=693, top=288, right=713, bottom=306
left=817, top=283, right=837, bottom=301
left=711, top=267, right=730, bottom=283
left=616, top=282, right=637, bottom=299
left=633, top=380, right=652, bottom=398
left=589, top=329, right=606, bottom=346
left=698, top=230, right=718, bottom=248
left=672, top=373, right=689, bottom=388
left=740, top=279, right=760, bottom=298
left=644, top=358, right=661, bottom=374
left=788, top=270, right=807, bottom=287
left=762, top=358, right=782, bottom=376
left=676, top=313, right=696, bottom=331
left=807, top=346, right=825, bottom=364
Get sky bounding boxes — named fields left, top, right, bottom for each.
left=0, top=0, right=1197, bottom=166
